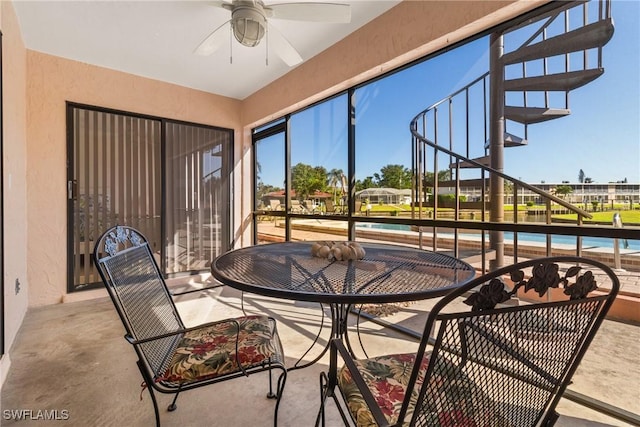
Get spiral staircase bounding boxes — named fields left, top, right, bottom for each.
left=410, top=0, right=615, bottom=269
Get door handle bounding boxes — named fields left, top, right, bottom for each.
left=67, top=180, right=78, bottom=200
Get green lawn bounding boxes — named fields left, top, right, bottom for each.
left=365, top=203, right=640, bottom=225
left=554, top=210, right=640, bottom=225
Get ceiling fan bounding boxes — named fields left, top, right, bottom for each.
left=194, top=0, right=351, bottom=67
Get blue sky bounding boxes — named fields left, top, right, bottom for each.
left=259, top=0, right=639, bottom=187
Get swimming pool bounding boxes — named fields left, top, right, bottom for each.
left=356, top=223, right=640, bottom=251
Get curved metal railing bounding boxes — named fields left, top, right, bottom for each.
left=406, top=0, right=621, bottom=269
left=410, top=108, right=592, bottom=219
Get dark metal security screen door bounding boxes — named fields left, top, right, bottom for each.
left=68, top=106, right=162, bottom=291
left=67, top=104, right=232, bottom=291
left=164, top=121, right=232, bottom=274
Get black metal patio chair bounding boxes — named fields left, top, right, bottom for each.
left=317, top=256, right=619, bottom=427
left=94, top=225, right=287, bottom=427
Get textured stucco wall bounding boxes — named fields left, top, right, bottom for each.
left=26, top=52, right=242, bottom=306
left=2, top=0, right=28, bottom=370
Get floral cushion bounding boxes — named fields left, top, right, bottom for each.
left=338, top=353, right=426, bottom=427
left=161, top=315, right=279, bottom=385
left=338, top=352, right=512, bottom=427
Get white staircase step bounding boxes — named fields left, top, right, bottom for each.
left=484, top=132, right=528, bottom=149
left=504, top=68, right=604, bottom=92
left=502, top=18, right=614, bottom=65
left=451, top=156, right=490, bottom=169
left=505, top=106, right=570, bottom=124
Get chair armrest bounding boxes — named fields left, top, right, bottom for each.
left=124, top=318, right=242, bottom=346
left=330, top=339, right=392, bottom=427
left=170, top=283, right=225, bottom=297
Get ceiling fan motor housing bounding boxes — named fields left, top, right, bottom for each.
left=232, top=1, right=267, bottom=47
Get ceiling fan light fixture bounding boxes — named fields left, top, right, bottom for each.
left=197, top=0, right=351, bottom=67
left=232, top=5, right=266, bottom=47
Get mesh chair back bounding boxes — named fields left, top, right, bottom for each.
left=410, top=257, right=619, bottom=427
left=94, top=226, right=184, bottom=377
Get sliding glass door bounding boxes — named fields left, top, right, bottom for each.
left=164, top=121, right=232, bottom=273
left=67, top=105, right=162, bottom=290
left=67, top=104, right=232, bottom=291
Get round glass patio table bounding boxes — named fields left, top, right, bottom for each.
left=211, top=241, right=476, bottom=369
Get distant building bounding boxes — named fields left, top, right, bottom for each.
left=529, top=182, right=639, bottom=207
left=457, top=182, right=639, bottom=207
left=356, top=188, right=412, bottom=204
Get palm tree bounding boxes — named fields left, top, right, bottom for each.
left=554, top=185, right=573, bottom=199
left=327, top=168, right=345, bottom=203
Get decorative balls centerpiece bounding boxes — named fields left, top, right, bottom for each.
left=311, top=241, right=366, bottom=261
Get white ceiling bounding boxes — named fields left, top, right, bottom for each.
left=13, top=1, right=400, bottom=100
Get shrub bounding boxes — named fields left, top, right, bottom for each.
left=437, top=194, right=467, bottom=203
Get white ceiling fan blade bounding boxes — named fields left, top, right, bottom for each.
left=194, top=21, right=230, bottom=56
left=267, top=3, right=351, bottom=23
left=269, top=25, right=303, bottom=66
left=210, top=1, right=234, bottom=12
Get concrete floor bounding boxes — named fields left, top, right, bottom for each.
left=2, top=275, right=639, bottom=427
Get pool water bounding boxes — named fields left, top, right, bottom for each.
left=356, top=223, right=639, bottom=250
